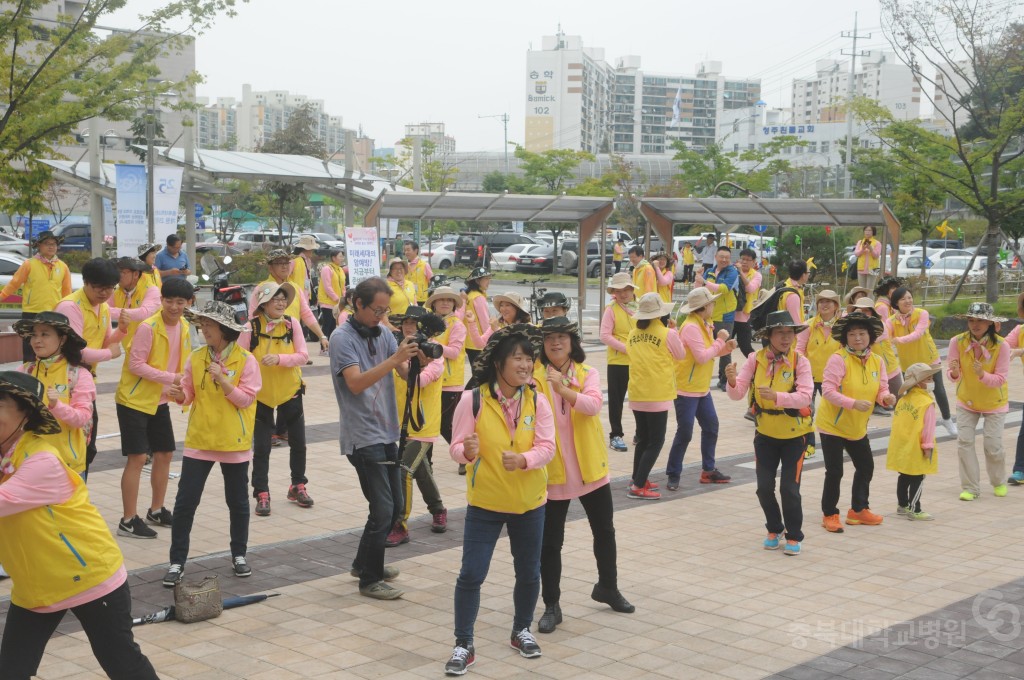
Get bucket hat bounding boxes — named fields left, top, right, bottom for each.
left=954, top=302, right=1007, bottom=323
left=0, top=372, right=61, bottom=434
left=899, top=362, right=942, bottom=397
left=830, top=311, right=884, bottom=344
left=754, top=310, right=809, bottom=340
left=185, top=300, right=247, bottom=333
left=679, top=287, right=721, bottom=315
left=634, top=292, right=674, bottom=321
left=606, top=272, right=637, bottom=294
left=13, top=312, right=87, bottom=354
left=253, top=281, right=296, bottom=311
left=426, top=286, right=462, bottom=311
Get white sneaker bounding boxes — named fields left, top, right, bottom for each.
left=941, top=418, right=959, bottom=437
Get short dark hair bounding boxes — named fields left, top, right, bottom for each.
left=863, top=226, right=877, bottom=236
left=81, top=258, right=119, bottom=287
left=166, top=233, right=182, bottom=246
left=404, top=240, right=419, bottom=253
left=841, top=318, right=879, bottom=345
left=890, top=286, right=912, bottom=309
left=540, top=334, right=586, bottom=365
left=628, top=245, right=645, bottom=257
left=353, top=276, right=391, bottom=310
left=636, top=316, right=669, bottom=329
left=740, top=248, right=757, bottom=260
left=716, top=246, right=731, bottom=254
left=788, top=260, right=808, bottom=280
left=161, top=278, right=194, bottom=300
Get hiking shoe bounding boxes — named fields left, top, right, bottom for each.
left=349, top=565, right=400, bottom=581
left=287, top=483, right=314, bottom=508
left=700, top=469, right=731, bottom=484
left=666, top=477, right=680, bottom=491
left=118, top=515, right=157, bottom=539
left=162, top=563, right=184, bottom=587
left=592, top=584, right=635, bottom=613
left=959, top=491, right=980, bottom=501
left=822, top=514, right=844, bottom=533
left=907, top=510, right=934, bottom=521
left=763, top=533, right=780, bottom=550
left=538, top=603, right=562, bottom=633
left=444, top=643, right=475, bottom=675
left=270, top=434, right=287, bottom=448
left=359, top=581, right=404, bottom=600
left=995, top=484, right=1009, bottom=497
left=610, top=436, right=627, bottom=452
left=627, top=479, right=659, bottom=490
left=510, top=628, right=542, bottom=658
left=232, top=555, right=252, bottom=577
left=385, top=522, right=410, bottom=547
left=783, top=540, right=801, bottom=556
left=627, top=483, right=660, bottom=500
left=431, top=509, right=448, bottom=533
left=940, top=418, right=959, bottom=436
left=145, top=506, right=174, bottom=527
left=1009, top=471, right=1024, bottom=486
left=458, top=463, right=467, bottom=476
left=846, top=508, right=883, bottom=525
left=896, top=506, right=910, bottom=516
left=255, top=491, right=271, bottom=516
left=804, top=444, right=816, bottom=459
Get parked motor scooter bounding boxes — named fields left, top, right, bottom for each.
left=201, top=253, right=249, bottom=325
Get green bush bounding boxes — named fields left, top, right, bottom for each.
left=226, top=252, right=269, bottom=284
left=773, top=226, right=854, bottom=283
left=59, top=251, right=95, bottom=273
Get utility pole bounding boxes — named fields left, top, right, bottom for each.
left=413, top=136, right=422, bottom=243
left=841, top=12, right=871, bottom=198
left=479, top=113, right=511, bottom=174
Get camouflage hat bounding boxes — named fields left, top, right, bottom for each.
left=264, top=249, right=292, bottom=264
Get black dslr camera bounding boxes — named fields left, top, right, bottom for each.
left=394, top=311, right=446, bottom=360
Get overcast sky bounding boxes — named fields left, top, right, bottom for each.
left=108, top=0, right=904, bottom=150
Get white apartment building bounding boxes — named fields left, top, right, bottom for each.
left=400, top=122, right=456, bottom=156
left=791, top=51, right=921, bottom=125
left=931, top=60, right=973, bottom=134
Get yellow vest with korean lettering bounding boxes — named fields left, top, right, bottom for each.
left=465, top=290, right=488, bottom=351
left=890, top=308, right=939, bottom=370
left=395, top=357, right=443, bottom=439
left=533, top=362, right=608, bottom=486
left=316, top=262, right=346, bottom=307
left=115, top=312, right=191, bottom=415
left=440, top=315, right=467, bottom=388
left=607, top=303, right=635, bottom=366
left=113, top=284, right=148, bottom=347
left=815, top=348, right=884, bottom=440
left=627, top=321, right=676, bottom=402
left=750, top=348, right=813, bottom=438
left=23, top=358, right=87, bottom=474
left=674, top=316, right=716, bottom=394
left=886, top=388, right=938, bottom=475
left=0, top=434, right=123, bottom=609
left=953, top=333, right=1008, bottom=413
left=804, top=316, right=841, bottom=382
left=249, top=314, right=303, bottom=408
left=185, top=343, right=258, bottom=451
left=22, top=257, right=69, bottom=313
left=408, top=258, right=430, bottom=302
left=467, top=385, right=548, bottom=514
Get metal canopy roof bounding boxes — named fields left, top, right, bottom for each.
left=364, top=191, right=614, bottom=224
left=638, top=197, right=894, bottom=230
left=36, top=159, right=226, bottom=200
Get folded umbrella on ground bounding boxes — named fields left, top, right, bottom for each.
left=132, top=592, right=280, bottom=626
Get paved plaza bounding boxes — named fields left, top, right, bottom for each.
left=4, top=337, right=1024, bottom=680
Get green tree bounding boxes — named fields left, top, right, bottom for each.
left=128, top=114, right=166, bottom=162
left=258, top=103, right=324, bottom=240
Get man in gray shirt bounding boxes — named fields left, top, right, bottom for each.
left=330, top=276, right=418, bottom=600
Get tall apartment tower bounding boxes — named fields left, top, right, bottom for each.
left=791, top=51, right=921, bottom=124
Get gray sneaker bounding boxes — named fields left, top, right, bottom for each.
left=359, top=581, right=404, bottom=600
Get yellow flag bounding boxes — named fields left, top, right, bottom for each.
left=841, top=260, right=849, bottom=272
left=806, top=256, right=817, bottom=270
left=936, top=220, right=952, bottom=237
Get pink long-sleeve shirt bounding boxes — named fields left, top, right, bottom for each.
left=237, top=316, right=310, bottom=368
left=677, top=320, right=728, bottom=397
left=945, top=334, right=1011, bottom=413
left=441, top=318, right=467, bottom=393
left=465, top=294, right=494, bottom=348
left=318, top=266, right=340, bottom=308
left=734, top=269, right=762, bottom=323
left=544, top=367, right=609, bottom=501
left=920, top=400, right=937, bottom=451
left=654, top=265, right=673, bottom=287
left=18, top=361, right=95, bottom=430
left=127, top=319, right=183, bottom=406
left=248, top=282, right=319, bottom=331
left=784, top=286, right=804, bottom=324
left=726, top=350, right=813, bottom=409
left=177, top=350, right=262, bottom=463
left=820, top=352, right=892, bottom=413
left=449, top=389, right=556, bottom=471
left=106, top=285, right=160, bottom=323
left=854, top=239, right=882, bottom=273
left=630, top=329, right=687, bottom=412
left=795, top=318, right=834, bottom=357
left=600, top=303, right=632, bottom=355
left=54, top=298, right=125, bottom=366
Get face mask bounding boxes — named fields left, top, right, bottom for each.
left=924, top=382, right=935, bottom=393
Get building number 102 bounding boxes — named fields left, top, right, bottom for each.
left=534, top=107, right=550, bottom=115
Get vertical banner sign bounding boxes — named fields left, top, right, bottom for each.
left=152, top=166, right=184, bottom=244
left=344, top=227, right=381, bottom=287
left=102, top=198, right=116, bottom=239
left=115, top=164, right=147, bottom=257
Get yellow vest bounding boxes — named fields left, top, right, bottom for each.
left=682, top=248, right=695, bottom=265
left=115, top=312, right=190, bottom=415
left=467, top=385, right=548, bottom=514
left=749, top=348, right=813, bottom=438
left=249, top=314, right=303, bottom=408
left=803, top=317, right=841, bottom=382
left=139, top=268, right=162, bottom=297
left=0, top=435, right=124, bottom=609
left=257, top=277, right=302, bottom=319
left=388, top=279, right=417, bottom=318
left=674, top=316, right=716, bottom=394
left=289, top=255, right=309, bottom=298
left=316, top=262, right=346, bottom=307
left=112, top=284, right=148, bottom=347
left=627, top=321, right=676, bottom=402
left=741, top=271, right=759, bottom=314
left=62, top=288, right=110, bottom=375
left=952, top=333, right=1008, bottom=412
left=21, top=257, right=70, bottom=313
left=395, top=358, right=443, bottom=439
left=22, top=358, right=87, bottom=474
left=440, top=315, right=467, bottom=388
left=1017, top=326, right=1024, bottom=368
left=533, top=362, right=608, bottom=485
left=607, top=303, right=635, bottom=366
left=779, top=280, right=805, bottom=322
left=408, top=258, right=430, bottom=302
left=706, top=267, right=737, bottom=322
left=815, top=348, right=884, bottom=440
left=890, top=308, right=939, bottom=369
left=857, top=238, right=880, bottom=272
left=632, top=261, right=656, bottom=296
left=465, top=290, right=488, bottom=351
left=886, top=388, right=938, bottom=475
left=185, top=343, right=258, bottom=451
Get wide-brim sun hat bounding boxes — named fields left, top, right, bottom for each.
left=830, top=311, right=884, bottom=344
left=815, top=289, right=841, bottom=305
left=873, top=275, right=905, bottom=297
left=137, top=242, right=160, bottom=259
left=264, top=249, right=292, bottom=264
left=850, top=296, right=877, bottom=313
left=13, top=311, right=88, bottom=353
left=679, top=287, right=721, bottom=315
left=30, top=230, right=63, bottom=247
left=954, top=302, right=1008, bottom=323
left=492, top=292, right=530, bottom=316
left=606, top=272, right=637, bottom=294
left=0, top=371, right=61, bottom=435
left=294, top=234, right=319, bottom=251
left=466, top=267, right=492, bottom=282
left=754, top=310, right=809, bottom=340
left=185, top=300, right=247, bottom=333
left=634, top=292, right=674, bottom=320
left=899, top=362, right=942, bottom=397
left=844, top=287, right=871, bottom=306
left=426, top=286, right=463, bottom=311
left=539, top=315, right=580, bottom=339
left=387, top=257, right=409, bottom=275
left=253, top=281, right=296, bottom=311
left=539, top=291, right=570, bottom=309
left=472, top=323, right=543, bottom=382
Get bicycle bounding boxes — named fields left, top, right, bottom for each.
left=517, top=278, right=550, bottom=324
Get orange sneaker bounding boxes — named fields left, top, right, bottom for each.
left=821, top=514, right=845, bottom=533
left=845, top=508, right=883, bottom=525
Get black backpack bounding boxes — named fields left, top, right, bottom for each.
left=249, top=315, right=295, bottom=351
left=747, top=282, right=798, bottom=334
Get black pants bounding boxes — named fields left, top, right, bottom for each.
left=20, top=311, right=35, bottom=362
left=932, top=371, right=951, bottom=421
left=820, top=432, right=874, bottom=515
left=0, top=581, right=157, bottom=680
left=347, top=443, right=402, bottom=587
left=319, top=306, right=337, bottom=339
left=252, top=394, right=307, bottom=496
left=541, top=483, right=617, bottom=605
left=682, top=264, right=694, bottom=283
left=170, top=457, right=250, bottom=564
left=806, top=382, right=823, bottom=453
left=614, top=261, right=622, bottom=274
left=897, top=474, right=925, bottom=512
left=606, top=365, right=630, bottom=439
left=754, top=432, right=805, bottom=542
left=631, top=409, right=668, bottom=487
left=440, top=390, right=462, bottom=445
left=84, top=405, right=99, bottom=474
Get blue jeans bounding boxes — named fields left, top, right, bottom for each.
left=666, top=394, right=719, bottom=480
left=454, top=504, right=545, bottom=644
left=347, top=443, right=403, bottom=587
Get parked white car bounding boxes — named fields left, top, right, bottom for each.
left=490, top=244, right=546, bottom=272
left=0, top=233, right=30, bottom=258
left=896, top=254, right=996, bottom=280
left=427, top=242, right=457, bottom=270
left=0, top=252, right=84, bottom=320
